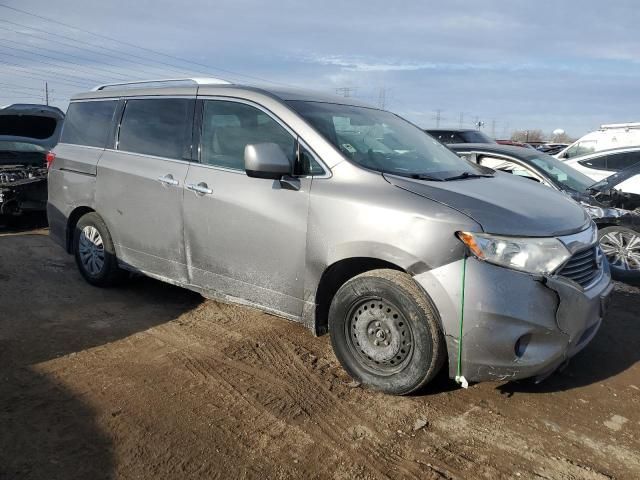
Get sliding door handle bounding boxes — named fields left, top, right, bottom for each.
left=186, top=182, right=213, bottom=195
left=158, top=174, right=179, bottom=186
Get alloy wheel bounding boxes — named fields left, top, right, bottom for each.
left=600, top=230, right=640, bottom=271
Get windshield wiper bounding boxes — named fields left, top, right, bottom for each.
left=443, top=172, right=493, bottom=181
left=408, top=173, right=444, bottom=181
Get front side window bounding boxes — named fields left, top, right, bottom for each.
left=118, top=98, right=194, bottom=160
left=200, top=100, right=295, bottom=171
left=61, top=100, right=117, bottom=148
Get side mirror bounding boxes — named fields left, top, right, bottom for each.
left=244, top=143, right=291, bottom=179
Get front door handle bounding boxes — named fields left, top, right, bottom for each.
left=158, top=174, right=179, bottom=186
left=186, top=182, right=213, bottom=195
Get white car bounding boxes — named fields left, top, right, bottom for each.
left=564, top=147, right=640, bottom=194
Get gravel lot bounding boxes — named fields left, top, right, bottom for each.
left=1, top=222, right=639, bottom=479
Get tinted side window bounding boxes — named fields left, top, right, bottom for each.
left=201, top=100, right=295, bottom=170
left=606, top=152, right=639, bottom=171
left=579, top=156, right=608, bottom=170
left=60, top=100, right=117, bottom=147
left=118, top=98, right=194, bottom=160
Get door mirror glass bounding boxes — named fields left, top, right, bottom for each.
left=245, top=142, right=291, bottom=179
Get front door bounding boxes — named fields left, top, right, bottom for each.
left=183, top=99, right=312, bottom=317
left=96, top=97, right=195, bottom=282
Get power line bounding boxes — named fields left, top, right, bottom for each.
left=0, top=24, right=196, bottom=80
left=0, top=53, right=97, bottom=86
left=0, top=48, right=115, bottom=84
left=0, top=38, right=137, bottom=81
left=0, top=59, right=92, bottom=88
left=0, top=81, right=45, bottom=91
left=0, top=18, right=207, bottom=79
left=0, top=4, right=297, bottom=87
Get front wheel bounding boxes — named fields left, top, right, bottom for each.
left=329, top=269, right=446, bottom=395
left=598, top=226, right=640, bottom=284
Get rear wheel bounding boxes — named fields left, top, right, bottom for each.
left=329, top=269, right=446, bottom=395
left=73, top=212, right=125, bottom=287
left=598, top=226, right=640, bottom=284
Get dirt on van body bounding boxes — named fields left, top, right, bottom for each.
left=1, top=224, right=639, bottom=480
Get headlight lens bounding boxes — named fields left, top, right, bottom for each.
left=457, top=231, right=571, bottom=274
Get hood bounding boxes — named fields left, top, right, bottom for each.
left=384, top=171, right=591, bottom=237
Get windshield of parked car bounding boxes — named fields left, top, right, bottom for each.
left=528, top=153, right=595, bottom=192
left=0, top=140, right=45, bottom=152
left=288, top=101, right=489, bottom=180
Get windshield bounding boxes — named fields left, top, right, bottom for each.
left=0, top=140, right=46, bottom=152
left=288, top=101, right=486, bottom=179
left=528, top=153, right=595, bottom=192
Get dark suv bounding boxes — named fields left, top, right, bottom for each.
left=0, top=104, right=64, bottom=219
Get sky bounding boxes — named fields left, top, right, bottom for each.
left=0, top=0, right=639, bottom=139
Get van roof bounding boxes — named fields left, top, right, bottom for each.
left=600, top=122, right=640, bottom=130
left=71, top=77, right=376, bottom=109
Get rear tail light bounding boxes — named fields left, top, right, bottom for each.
left=45, top=151, right=56, bottom=169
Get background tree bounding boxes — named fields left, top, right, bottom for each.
left=550, top=131, right=575, bottom=143
left=511, top=129, right=545, bottom=143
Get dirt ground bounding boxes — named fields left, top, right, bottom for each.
left=1, top=221, right=639, bottom=480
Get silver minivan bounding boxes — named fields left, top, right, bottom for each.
left=48, top=78, right=613, bottom=395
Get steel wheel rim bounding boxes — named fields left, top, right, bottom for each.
left=345, top=297, right=414, bottom=375
left=600, top=230, right=640, bottom=271
left=78, top=225, right=105, bottom=276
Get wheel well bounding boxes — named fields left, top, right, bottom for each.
left=65, top=206, right=95, bottom=253
left=314, top=257, right=403, bottom=336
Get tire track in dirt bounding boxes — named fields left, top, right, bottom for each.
left=149, top=302, right=449, bottom=479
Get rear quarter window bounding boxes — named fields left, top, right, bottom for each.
left=61, top=100, right=117, bottom=148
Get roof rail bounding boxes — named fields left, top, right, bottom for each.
left=91, top=77, right=232, bottom=91
left=600, top=122, right=640, bottom=130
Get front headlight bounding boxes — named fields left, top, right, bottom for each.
left=457, top=231, right=571, bottom=274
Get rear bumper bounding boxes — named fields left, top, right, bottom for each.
left=414, top=257, right=613, bottom=383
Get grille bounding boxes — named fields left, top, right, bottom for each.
left=557, top=247, right=599, bottom=287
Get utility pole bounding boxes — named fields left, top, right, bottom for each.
left=434, top=109, right=442, bottom=128
left=491, top=119, right=496, bottom=138
left=378, top=87, right=386, bottom=109
left=44, top=81, right=49, bottom=106
left=336, top=87, right=355, bottom=98
left=458, top=112, right=464, bottom=128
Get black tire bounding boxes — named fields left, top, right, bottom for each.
left=598, top=226, right=640, bottom=284
left=329, top=269, right=446, bottom=395
left=73, top=212, right=125, bottom=287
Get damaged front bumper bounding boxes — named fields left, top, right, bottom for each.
left=415, top=254, right=613, bottom=384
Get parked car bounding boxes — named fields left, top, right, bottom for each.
left=424, top=128, right=496, bottom=145
left=0, top=104, right=64, bottom=218
left=496, top=139, right=535, bottom=148
left=49, top=79, right=611, bottom=394
left=563, top=146, right=640, bottom=188
left=555, top=122, right=640, bottom=160
left=537, top=143, right=569, bottom=156
left=450, top=143, right=640, bottom=282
